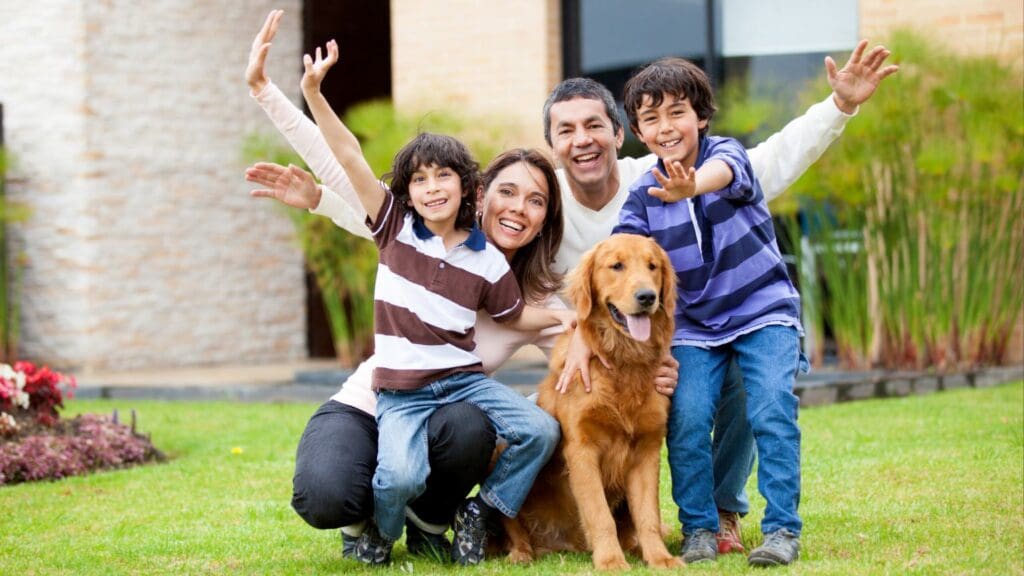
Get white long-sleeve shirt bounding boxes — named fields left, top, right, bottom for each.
left=252, top=81, right=854, bottom=415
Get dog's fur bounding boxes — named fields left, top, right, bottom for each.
left=502, top=234, right=682, bottom=570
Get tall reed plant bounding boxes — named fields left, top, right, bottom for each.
left=793, top=31, right=1022, bottom=369
left=245, top=101, right=507, bottom=366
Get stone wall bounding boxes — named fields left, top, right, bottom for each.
left=0, top=1, right=308, bottom=370
left=390, top=0, right=562, bottom=148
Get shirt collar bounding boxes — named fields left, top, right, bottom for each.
left=411, top=215, right=486, bottom=252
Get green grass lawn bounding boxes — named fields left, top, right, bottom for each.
left=2, top=382, right=1021, bottom=575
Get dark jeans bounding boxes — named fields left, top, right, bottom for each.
left=291, top=400, right=496, bottom=530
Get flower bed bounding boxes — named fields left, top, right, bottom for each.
left=0, top=362, right=164, bottom=486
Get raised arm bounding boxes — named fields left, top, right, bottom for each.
left=246, top=10, right=366, bottom=224
left=748, top=39, right=898, bottom=202
left=300, top=40, right=385, bottom=223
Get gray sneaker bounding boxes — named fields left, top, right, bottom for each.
left=681, top=528, right=718, bottom=564
left=748, top=529, right=800, bottom=567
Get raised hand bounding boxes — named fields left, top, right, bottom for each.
left=245, top=162, right=322, bottom=210
left=301, top=40, right=339, bottom=93
left=247, top=10, right=283, bottom=94
left=647, top=160, right=697, bottom=203
left=826, top=39, right=900, bottom=114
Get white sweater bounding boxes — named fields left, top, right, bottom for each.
left=252, top=82, right=853, bottom=415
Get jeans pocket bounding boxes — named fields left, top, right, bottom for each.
left=798, top=351, right=811, bottom=375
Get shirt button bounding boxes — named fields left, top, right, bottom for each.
left=439, top=262, right=445, bottom=269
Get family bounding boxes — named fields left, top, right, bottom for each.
left=243, top=9, right=897, bottom=569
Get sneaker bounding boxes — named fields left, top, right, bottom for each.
left=681, top=528, right=718, bottom=564
left=451, top=498, right=491, bottom=565
left=716, top=509, right=746, bottom=555
left=748, top=529, right=800, bottom=567
left=405, top=520, right=452, bottom=561
left=340, top=530, right=358, bottom=559
left=353, top=523, right=394, bottom=566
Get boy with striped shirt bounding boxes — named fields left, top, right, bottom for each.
left=613, top=57, right=806, bottom=567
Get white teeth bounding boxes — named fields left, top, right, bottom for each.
left=660, top=139, right=681, bottom=147
left=425, top=199, right=447, bottom=207
left=499, top=219, right=525, bottom=232
left=574, top=153, right=599, bottom=163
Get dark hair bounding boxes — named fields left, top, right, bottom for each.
left=542, top=77, right=623, bottom=146
left=385, top=133, right=481, bottom=230
left=481, top=149, right=564, bottom=304
left=623, top=57, right=717, bottom=137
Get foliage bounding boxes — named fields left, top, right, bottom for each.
left=0, top=412, right=163, bottom=486
left=721, top=31, right=1024, bottom=369
left=245, top=101, right=507, bottom=366
left=0, top=361, right=75, bottom=427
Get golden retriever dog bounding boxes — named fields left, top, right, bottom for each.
left=502, top=234, right=682, bottom=570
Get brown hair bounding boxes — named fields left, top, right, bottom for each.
left=481, top=149, right=564, bottom=304
left=623, top=57, right=717, bottom=137
left=385, top=133, right=481, bottom=230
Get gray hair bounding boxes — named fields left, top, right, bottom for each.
left=542, top=77, right=623, bottom=146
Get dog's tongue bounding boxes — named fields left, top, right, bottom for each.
left=625, top=314, right=651, bottom=342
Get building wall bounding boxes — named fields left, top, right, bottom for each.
left=390, top=0, right=562, bottom=148
left=860, top=0, right=1023, bottom=62
left=0, top=1, right=308, bottom=370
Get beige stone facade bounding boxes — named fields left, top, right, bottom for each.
left=861, top=0, right=1023, bottom=63
left=390, top=0, right=562, bottom=148
left=0, top=1, right=307, bottom=370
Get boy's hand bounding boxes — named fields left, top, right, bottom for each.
left=245, top=162, right=322, bottom=210
left=247, top=10, right=283, bottom=94
left=301, top=40, right=339, bottom=93
left=648, top=161, right=697, bottom=203
left=654, top=353, right=679, bottom=397
left=827, top=39, right=899, bottom=114
left=556, top=322, right=611, bottom=395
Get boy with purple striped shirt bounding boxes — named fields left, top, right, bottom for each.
left=613, top=57, right=806, bottom=567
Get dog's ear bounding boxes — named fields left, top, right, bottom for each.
left=567, top=244, right=597, bottom=318
left=655, top=240, right=676, bottom=319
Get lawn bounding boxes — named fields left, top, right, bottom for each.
left=2, top=382, right=1021, bottom=575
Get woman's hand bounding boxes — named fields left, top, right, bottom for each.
left=247, top=10, right=283, bottom=94
left=556, top=325, right=611, bottom=394
left=654, top=353, right=679, bottom=397
left=301, top=40, right=339, bottom=94
left=245, top=162, right=322, bottom=210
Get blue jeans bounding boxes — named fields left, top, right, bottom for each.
left=712, top=361, right=755, bottom=515
left=668, top=325, right=804, bottom=536
left=373, top=371, right=560, bottom=540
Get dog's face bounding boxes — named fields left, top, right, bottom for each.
left=568, top=234, right=676, bottom=342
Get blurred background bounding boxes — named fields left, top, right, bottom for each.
left=0, top=0, right=1020, bottom=374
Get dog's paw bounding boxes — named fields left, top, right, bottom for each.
left=593, top=551, right=630, bottom=571
left=506, top=548, right=534, bottom=564
left=647, top=553, right=685, bottom=569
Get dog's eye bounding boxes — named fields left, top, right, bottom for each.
left=648, top=263, right=657, bottom=271
left=611, top=262, right=624, bottom=271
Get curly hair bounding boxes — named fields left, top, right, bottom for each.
left=385, top=133, right=481, bottom=230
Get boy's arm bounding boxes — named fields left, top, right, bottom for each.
left=300, top=40, right=385, bottom=223
left=706, top=139, right=759, bottom=203
left=748, top=39, right=898, bottom=202
left=509, top=306, right=575, bottom=333
left=612, top=188, right=653, bottom=237
left=647, top=159, right=734, bottom=202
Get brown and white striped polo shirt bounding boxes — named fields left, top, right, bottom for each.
left=368, top=192, right=524, bottom=391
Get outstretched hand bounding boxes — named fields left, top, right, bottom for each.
left=647, top=160, right=697, bottom=203
left=301, top=40, right=339, bottom=93
left=827, top=39, right=900, bottom=114
left=247, top=10, right=283, bottom=94
left=245, top=162, right=322, bottom=210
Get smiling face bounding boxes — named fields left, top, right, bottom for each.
left=634, top=92, right=708, bottom=169
left=480, top=161, right=550, bottom=258
left=548, top=97, right=624, bottom=194
left=406, top=163, right=466, bottom=230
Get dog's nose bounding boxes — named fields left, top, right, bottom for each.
left=635, top=288, right=656, bottom=309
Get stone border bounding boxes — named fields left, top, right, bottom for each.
left=794, top=365, right=1024, bottom=407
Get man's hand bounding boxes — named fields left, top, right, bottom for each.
left=301, top=40, right=339, bottom=94
left=246, top=10, right=283, bottom=94
left=245, top=162, right=322, bottom=210
left=654, top=353, right=679, bottom=397
left=647, top=160, right=697, bottom=203
left=827, top=39, right=900, bottom=114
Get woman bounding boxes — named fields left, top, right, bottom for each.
left=244, top=10, right=569, bottom=558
